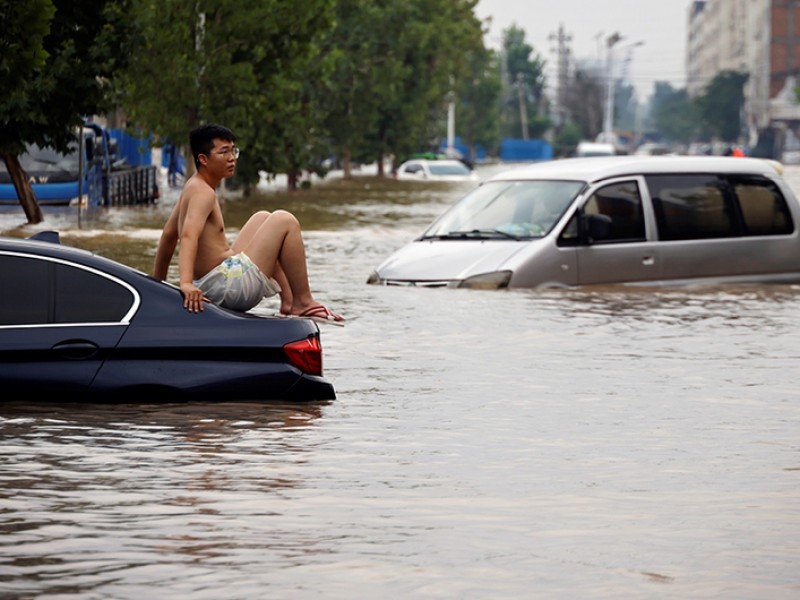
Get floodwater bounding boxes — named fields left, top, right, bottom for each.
left=1, top=164, right=799, bottom=599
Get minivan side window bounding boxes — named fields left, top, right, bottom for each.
left=558, top=181, right=645, bottom=245
left=731, top=175, right=794, bottom=236
left=647, top=174, right=738, bottom=240
left=646, top=174, right=794, bottom=240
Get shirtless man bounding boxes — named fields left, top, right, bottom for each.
left=153, top=124, right=343, bottom=323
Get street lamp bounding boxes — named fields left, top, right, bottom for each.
left=601, top=32, right=621, bottom=144
left=601, top=35, right=644, bottom=146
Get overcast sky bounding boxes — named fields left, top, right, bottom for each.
left=474, top=0, right=693, bottom=99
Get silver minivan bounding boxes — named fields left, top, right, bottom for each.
left=367, top=156, right=800, bottom=289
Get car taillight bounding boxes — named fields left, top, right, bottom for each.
left=284, top=335, right=323, bottom=376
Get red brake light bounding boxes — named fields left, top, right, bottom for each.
left=284, top=335, right=323, bottom=376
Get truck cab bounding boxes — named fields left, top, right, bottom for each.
left=0, top=123, right=158, bottom=207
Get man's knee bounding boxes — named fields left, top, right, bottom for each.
left=272, top=209, right=300, bottom=228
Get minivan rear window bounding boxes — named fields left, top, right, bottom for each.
left=731, top=176, right=793, bottom=236
left=646, top=174, right=794, bottom=241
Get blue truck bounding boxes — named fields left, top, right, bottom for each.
left=0, top=123, right=159, bottom=207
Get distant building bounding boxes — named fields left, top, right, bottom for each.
left=686, top=0, right=800, bottom=159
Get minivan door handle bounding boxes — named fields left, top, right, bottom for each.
left=52, top=340, right=100, bottom=360
left=642, top=255, right=655, bottom=266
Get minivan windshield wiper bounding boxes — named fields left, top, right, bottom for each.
left=420, top=229, right=521, bottom=241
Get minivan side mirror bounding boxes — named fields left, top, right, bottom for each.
left=582, top=213, right=613, bottom=244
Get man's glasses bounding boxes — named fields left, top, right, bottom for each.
left=208, top=147, right=240, bottom=159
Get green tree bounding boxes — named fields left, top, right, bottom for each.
left=650, top=82, right=699, bottom=143
left=320, top=0, right=487, bottom=176
left=454, top=47, right=502, bottom=162
left=553, top=121, right=582, bottom=157
left=0, top=0, right=131, bottom=223
left=695, top=70, right=748, bottom=142
left=119, top=0, right=334, bottom=192
left=614, top=83, right=639, bottom=134
left=563, top=65, right=605, bottom=141
left=374, top=0, right=487, bottom=170
left=500, top=24, right=549, bottom=139
left=318, top=0, right=389, bottom=178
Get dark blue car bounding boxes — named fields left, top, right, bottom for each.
left=0, top=232, right=335, bottom=401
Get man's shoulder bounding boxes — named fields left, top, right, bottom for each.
left=183, top=175, right=216, bottom=195
left=180, top=177, right=218, bottom=207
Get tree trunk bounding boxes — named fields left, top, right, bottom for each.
left=376, top=152, right=385, bottom=177
left=1, top=153, right=42, bottom=224
left=287, top=169, right=298, bottom=190
left=342, top=147, right=352, bottom=180
left=183, top=144, right=196, bottom=179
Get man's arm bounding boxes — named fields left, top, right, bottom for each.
left=153, top=203, right=180, bottom=280
left=178, top=189, right=216, bottom=312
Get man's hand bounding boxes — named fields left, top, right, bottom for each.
left=180, top=282, right=209, bottom=313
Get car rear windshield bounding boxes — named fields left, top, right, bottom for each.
left=0, top=254, right=134, bottom=325
left=428, top=162, right=471, bottom=175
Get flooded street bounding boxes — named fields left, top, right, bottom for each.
left=1, top=164, right=799, bottom=598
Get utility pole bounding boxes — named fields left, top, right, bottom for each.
left=602, top=32, right=621, bottom=144
left=516, top=73, right=529, bottom=140
left=548, top=24, right=572, bottom=132
left=446, top=75, right=456, bottom=157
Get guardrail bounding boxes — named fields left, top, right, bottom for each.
left=104, top=166, right=159, bottom=206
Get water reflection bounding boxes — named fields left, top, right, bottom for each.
left=1, top=400, right=332, bottom=595
left=544, top=282, right=800, bottom=326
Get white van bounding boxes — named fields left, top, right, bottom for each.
left=367, top=156, right=800, bottom=289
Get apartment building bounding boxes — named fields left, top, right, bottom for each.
left=687, top=0, right=800, bottom=157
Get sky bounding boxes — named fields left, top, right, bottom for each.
left=474, top=0, right=694, bottom=100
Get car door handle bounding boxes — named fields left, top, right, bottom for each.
left=642, top=255, right=655, bottom=266
left=52, top=340, right=101, bottom=360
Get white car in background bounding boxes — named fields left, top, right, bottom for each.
left=395, top=159, right=479, bottom=182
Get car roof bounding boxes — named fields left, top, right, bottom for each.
left=402, top=158, right=464, bottom=166
left=488, top=156, right=785, bottom=184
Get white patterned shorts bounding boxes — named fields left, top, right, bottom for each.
left=194, top=252, right=281, bottom=311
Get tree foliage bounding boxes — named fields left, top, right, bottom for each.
left=118, top=0, right=335, bottom=192
left=500, top=25, right=549, bottom=139
left=454, top=46, right=502, bottom=162
left=651, top=72, right=747, bottom=145
left=0, top=0, right=55, bottom=135
left=563, top=65, right=604, bottom=141
left=694, top=70, right=748, bottom=142
left=0, top=0, right=134, bottom=222
left=0, top=0, right=132, bottom=154
left=317, top=0, right=489, bottom=176
left=650, top=83, right=699, bottom=143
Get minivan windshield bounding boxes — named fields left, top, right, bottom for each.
left=420, top=180, right=585, bottom=239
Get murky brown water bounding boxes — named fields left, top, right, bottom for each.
left=1, top=164, right=799, bottom=598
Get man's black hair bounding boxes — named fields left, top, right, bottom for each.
left=189, top=124, right=236, bottom=169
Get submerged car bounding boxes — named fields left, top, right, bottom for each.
left=367, top=156, right=800, bottom=289
left=395, top=159, right=479, bottom=182
left=0, top=233, right=335, bottom=401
